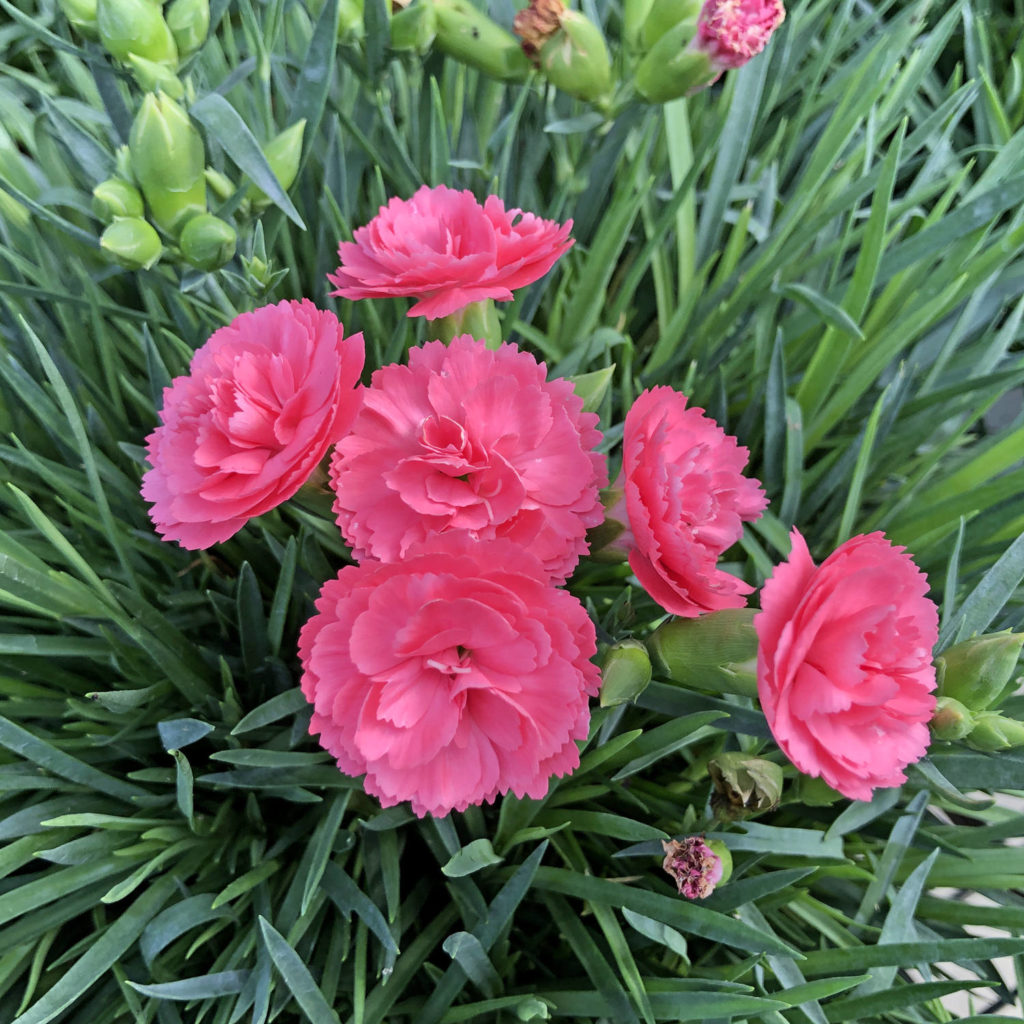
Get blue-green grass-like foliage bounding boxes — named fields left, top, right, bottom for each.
left=2, top=0, right=1024, bottom=1019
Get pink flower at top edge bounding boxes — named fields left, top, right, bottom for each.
left=327, top=184, right=574, bottom=320
left=695, top=0, right=785, bottom=71
left=755, top=529, right=939, bottom=802
left=329, top=335, right=607, bottom=584
left=607, top=386, right=767, bottom=617
left=142, top=300, right=364, bottom=549
left=298, top=534, right=601, bottom=818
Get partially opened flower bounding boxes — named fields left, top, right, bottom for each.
left=299, top=535, right=600, bottom=817
left=756, top=529, right=939, bottom=801
left=329, top=335, right=606, bottom=583
left=142, top=300, right=364, bottom=548
left=696, top=0, right=784, bottom=71
left=327, top=184, right=573, bottom=319
left=603, top=387, right=766, bottom=616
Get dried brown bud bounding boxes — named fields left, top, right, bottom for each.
left=661, top=837, right=730, bottom=899
left=513, top=0, right=565, bottom=57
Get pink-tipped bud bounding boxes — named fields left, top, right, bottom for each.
left=661, top=837, right=731, bottom=899
left=695, top=0, right=784, bottom=70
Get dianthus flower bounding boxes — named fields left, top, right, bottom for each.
left=604, top=387, right=766, bottom=616
left=696, top=0, right=785, bottom=71
left=327, top=185, right=573, bottom=319
left=299, top=535, right=601, bottom=817
left=329, top=335, right=606, bottom=583
left=756, top=529, right=939, bottom=801
left=142, top=300, right=364, bottom=548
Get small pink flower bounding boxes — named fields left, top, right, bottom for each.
left=142, top=300, right=364, bottom=549
left=756, top=529, right=939, bottom=802
left=299, top=535, right=601, bottom=818
left=661, top=838, right=724, bottom=899
left=327, top=185, right=574, bottom=320
left=607, top=387, right=766, bottom=617
left=696, top=0, right=785, bottom=71
left=329, top=335, right=607, bottom=583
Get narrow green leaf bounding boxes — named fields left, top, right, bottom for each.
left=622, top=907, right=689, bottom=962
left=301, top=792, right=351, bottom=915
left=231, top=688, right=309, bottom=734
left=442, top=839, right=505, bottom=878
left=258, top=917, right=340, bottom=1024
left=441, top=932, right=501, bottom=998
left=128, top=970, right=248, bottom=1000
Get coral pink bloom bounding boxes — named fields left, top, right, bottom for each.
left=696, top=0, right=785, bottom=71
left=142, top=300, right=364, bottom=549
left=327, top=185, right=573, bottom=319
left=329, top=336, right=606, bottom=583
left=607, top=387, right=766, bottom=617
left=756, top=529, right=939, bottom=802
left=299, top=535, right=601, bottom=817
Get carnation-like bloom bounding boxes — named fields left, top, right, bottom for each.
left=755, top=529, right=939, bottom=801
left=327, top=185, right=573, bottom=319
left=329, top=335, right=607, bottom=583
left=142, top=300, right=364, bottom=549
left=696, top=0, right=785, bottom=71
left=299, top=535, right=601, bottom=817
left=605, top=387, right=766, bottom=617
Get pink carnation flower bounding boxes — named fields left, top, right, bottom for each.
left=696, top=0, right=785, bottom=71
left=327, top=184, right=574, bottom=320
left=299, top=535, right=601, bottom=817
left=756, top=529, right=939, bottom=802
left=329, top=335, right=607, bottom=583
left=142, top=300, right=364, bottom=549
left=607, top=387, right=766, bottom=617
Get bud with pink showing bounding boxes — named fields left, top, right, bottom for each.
left=635, top=0, right=784, bottom=102
left=596, top=387, right=766, bottom=617
left=661, top=837, right=732, bottom=899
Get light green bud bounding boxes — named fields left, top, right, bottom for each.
left=247, top=120, right=307, bottom=207
left=647, top=609, right=758, bottom=697
left=708, top=752, right=783, bottom=819
left=634, top=20, right=713, bottom=103
left=179, top=213, right=236, bottom=270
left=966, top=711, right=1024, bottom=752
left=929, top=695, right=975, bottom=742
left=204, top=167, right=237, bottom=202
left=936, top=631, right=1024, bottom=712
left=129, top=93, right=207, bottom=234
left=391, top=2, right=437, bottom=52
left=338, top=0, right=365, bottom=38
left=92, top=178, right=145, bottom=222
left=126, top=53, right=185, bottom=97
left=640, top=0, right=700, bottom=48
left=58, top=0, right=100, bottom=38
left=431, top=0, right=530, bottom=81
left=165, top=0, right=210, bottom=57
left=705, top=839, right=733, bottom=886
left=97, top=0, right=178, bottom=65
left=536, top=10, right=612, bottom=103
left=100, top=216, right=162, bottom=269
left=599, top=640, right=653, bottom=707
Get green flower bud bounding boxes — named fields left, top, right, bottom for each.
left=92, top=178, right=144, bottom=222
left=930, top=695, right=975, bottom=742
left=58, top=0, right=100, bottom=38
left=966, top=711, right=1024, bottom=752
left=246, top=120, right=307, bottom=207
left=537, top=10, right=613, bottom=102
left=100, top=216, right=162, bottom=269
left=647, top=609, right=758, bottom=698
left=338, top=0, right=365, bottom=38
left=936, top=631, right=1024, bottom=712
left=204, top=167, right=237, bottom=202
left=165, top=0, right=210, bottom=57
left=126, top=53, right=185, bottom=98
left=599, top=639, right=653, bottom=707
left=129, top=93, right=207, bottom=234
left=634, top=19, right=712, bottom=103
left=708, top=752, right=783, bottom=819
left=179, top=213, right=236, bottom=270
left=431, top=0, right=530, bottom=81
left=391, top=2, right=437, bottom=52
left=640, top=0, right=700, bottom=48
left=97, top=0, right=178, bottom=65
